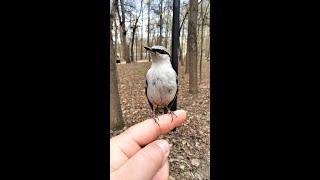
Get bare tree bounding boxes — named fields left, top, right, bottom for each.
left=179, top=6, right=189, bottom=67
left=111, top=0, right=116, bottom=50
left=110, top=39, right=124, bottom=130
left=110, top=0, right=124, bottom=130
left=135, top=28, right=138, bottom=61
left=198, top=0, right=203, bottom=83
left=199, top=2, right=210, bottom=83
left=164, top=0, right=170, bottom=48
left=151, top=24, right=156, bottom=45
left=147, top=0, right=151, bottom=61
left=114, top=16, right=118, bottom=59
left=115, top=0, right=130, bottom=63
left=182, top=3, right=190, bottom=74
left=130, top=0, right=143, bottom=62
left=187, top=0, right=198, bottom=94
left=158, top=0, right=164, bottom=45
left=179, top=22, right=185, bottom=66
left=140, top=4, right=144, bottom=60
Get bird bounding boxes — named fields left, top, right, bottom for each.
left=144, top=45, right=178, bottom=126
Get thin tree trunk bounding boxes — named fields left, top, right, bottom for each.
left=130, top=0, right=143, bottom=63
left=165, top=19, right=169, bottom=48
left=181, top=9, right=190, bottom=74
left=158, top=0, right=163, bottom=45
left=136, top=30, right=138, bottom=61
left=111, top=2, right=116, bottom=50
left=152, top=27, right=156, bottom=46
left=117, top=14, right=121, bottom=59
left=110, top=1, right=124, bottom=130
left=164, top=0, right=169, bottom=48
left=185, top=51, right=189, bottom=74
left=140, top=7, right=143, bottom=60
left=208, top=38, right=210, bottom=60
left=199, top=1, right=203, bottom=84
left=179, top=46, right=184, bottom=66
left=130, top=13, right=133, bottom=62
left=187, top=0, right=198, bottom=94
left=185, top=21, right=189, bottom=74
left=116, top=0, right=130, bottom=63
left=110, top=38, right=124, bottom=130
left=180, top=22, right=184, bottom=66
left=114, top=16, right=118, bottom=59
left=147, top=0, right=151, bottom=61
left=199, top=3, right=209, bottom=83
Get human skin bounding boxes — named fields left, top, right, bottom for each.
left=110, top=110, right=187, bottom=180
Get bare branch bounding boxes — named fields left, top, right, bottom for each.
left=179, top=10, right=189, bottom=33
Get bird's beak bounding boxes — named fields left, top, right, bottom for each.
left=144, top=46, right=155, bottom=54
left=144, top=46, right=152, bottom=51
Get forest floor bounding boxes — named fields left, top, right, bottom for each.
left=110, top=60, right=211, bottom=180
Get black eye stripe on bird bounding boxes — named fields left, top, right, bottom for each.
left=144, top=46, right=171, bottom=57
left=154, top=49, right=170, bottom=56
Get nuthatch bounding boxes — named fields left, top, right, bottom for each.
left=144, top=45, right=178, bottom=126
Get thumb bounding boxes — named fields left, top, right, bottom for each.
left=111, top=140, right=170, bottom=180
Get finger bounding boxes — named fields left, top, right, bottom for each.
left=152, top=160, right=169, bottom=180
left=111, top=140, right=170, bottom=180
left=110, top=138, right=130, bottom=172
left=111, top=110, right=186, bottom=159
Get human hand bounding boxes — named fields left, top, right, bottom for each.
left=110, top=110, right=187, bottom=180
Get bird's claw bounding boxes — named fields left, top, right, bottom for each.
left=152, top=116, right=160, bottom=127
left=168, top=110, right=178, bottom=122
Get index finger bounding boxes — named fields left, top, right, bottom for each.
left=111, top=110, right=186, bottom=157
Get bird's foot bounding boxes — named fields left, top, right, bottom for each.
left=152, top=115, right=160, bottom=127
left=167, top=110, right=178, bottom=122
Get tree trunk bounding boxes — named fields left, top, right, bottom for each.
left=185, top=51, right=189, bottom=74
left=140, top=7, right=143, bottom=60
left=147, top=0, right=151, bottom=61
left=130, top=13, right=133, bottom=63
left=179, top=46, right=184, bottom=66
left=152, top=27, right=156, bottom=46
left=164, top=0, right=169, bottom=48
left=208, top=39, right=210, bottom=60
left=199, top=1, right=204, bottom=84
left=185, top=21, right=189, bottom=74
left=158, top=0, right=163, bottom=45
left=181, top=10, right=189, bottom=74
left=131, top=28, right=135, bottom=63
left=130, top=0, right=143, bottom=63
left=110, top=39, right=124, bottom=130
left=114, top=17, right=118, bottom=59
left=110, top=1, right=124, bottom=130
left=136, top=30, right=138, bottom=61
left=180, top=18, right=185, bottom=66
left=116, top=0, right=130, bottom=63
left=187, top=0, right=198, bottom=94
left=111, top=0, right=116, bottom=47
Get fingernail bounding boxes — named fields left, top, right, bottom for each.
left=156, top=140, right=170, bottom=163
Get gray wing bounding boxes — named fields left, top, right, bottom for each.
left=167, top=76, right=178, bottom=110
left=145, top=79, right=153, bottom=110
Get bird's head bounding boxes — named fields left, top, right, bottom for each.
left=144, top=45, right=171, bottom=63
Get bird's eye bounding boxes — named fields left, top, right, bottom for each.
left=153, top=49, right=170, bottom=57
left=157, top=50, right=165, bottom=54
